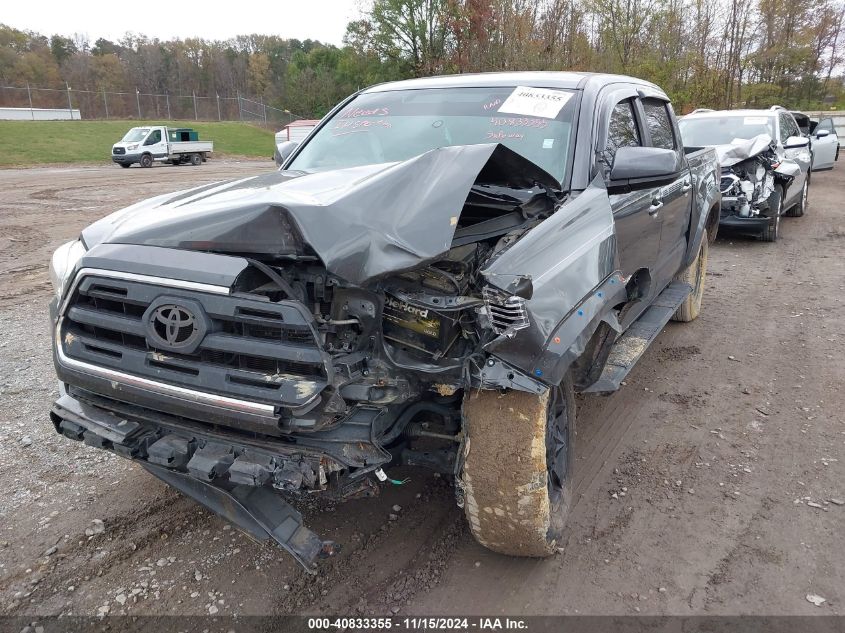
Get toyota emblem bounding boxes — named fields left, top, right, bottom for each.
left=149, top=304, right=199, bottom=349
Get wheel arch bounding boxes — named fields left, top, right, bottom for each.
left=705, top=200, right=720, bottom=243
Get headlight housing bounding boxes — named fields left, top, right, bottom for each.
left=49, top=239, right=86, bottom=300
left=127, top=144, right=138, bottom=150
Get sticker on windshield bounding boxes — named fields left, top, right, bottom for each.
left=498, top=86, right=571, bottom=119
left=542, top=138, right=555, bottom=149
left=743, top=116, right=769, bottom=125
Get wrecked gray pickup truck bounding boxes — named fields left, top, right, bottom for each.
left=49, top=72, right=720, bottom=571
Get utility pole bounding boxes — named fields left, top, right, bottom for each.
left=193, top=90, right=198, bottom=121
left=26, top=82, right=34, bottom=120
left=166, top=92, right=171, bottom=120
left=102, top=87, right=109, bottom=119
left=136, top=88, right=142, bottom=119
left=237, top=91, right=242, bottom=121
left=66, top=82, right=73, bottom=119
left=216, top=93, right=221, bottom=121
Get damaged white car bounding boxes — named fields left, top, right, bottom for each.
left=680, top=108, right=811, bottom=241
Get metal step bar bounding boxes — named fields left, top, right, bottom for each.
left=583, top=281, right=692, bottom=393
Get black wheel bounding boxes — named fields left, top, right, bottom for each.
left=139, top=154, right=153, bottom=168
left=760, top=185, right=782, bottom=242
left=461, top=375, right=576, bottom=557
left=190, top=153, right=202, bottom=166
left=785, top=178, right=808, bottom=217
left=169, top=158, right=181, bottom=166
left=119, top=163, right=131, bottom=169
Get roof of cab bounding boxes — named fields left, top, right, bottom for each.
left=363, top=71, right=662, bottom=93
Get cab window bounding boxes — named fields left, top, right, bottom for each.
left=642, top=98, right=676, bottom=150
left=604, top=99, right=641, bottom=169
left=145, top=129, right=162, bottom=145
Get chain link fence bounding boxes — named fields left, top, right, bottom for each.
left=0, top=84, right=300, bottom=126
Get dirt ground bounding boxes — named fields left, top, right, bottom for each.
left=0, top=160, right=843, bottom=618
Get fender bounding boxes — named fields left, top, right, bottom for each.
left=480, top=181, right=624, bottom=385
left=681, top=157, right=720, bottom=269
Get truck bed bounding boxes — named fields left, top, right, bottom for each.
left=170, top=140, right=213, bottom=154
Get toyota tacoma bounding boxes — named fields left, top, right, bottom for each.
left=49, top=73, right=720, bottom=571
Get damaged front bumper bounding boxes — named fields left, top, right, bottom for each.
left=50, top=391, right=340, bottom=573
left=718, top=213, right=771, bottom=234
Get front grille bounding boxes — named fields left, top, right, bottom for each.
left=113, top=147, right=126, bottom=155
left=60, top=274, right=329, bottom=408
left=482, top=287, right=530, bottom=338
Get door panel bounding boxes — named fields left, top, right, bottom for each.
left=780, top=113, right=808, bottom=206
left=602, top=98, right=662, bottom=304
left=641, top=98, right=690, bottom=286
left=812, top=119, right=838, bottom=170
left=144, top=129, right=168, bottom=159
left=610, top=188, right=662, bottom=284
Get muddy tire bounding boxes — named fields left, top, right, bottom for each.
left=119, top=163, right=131, bottom=168
left=461, top=378, right=576, bottom=557
left=672, top=228, right=708, bottom=322
left=139, top=154, right=153, bottom=168
left=190, top=153, right=202, bottom=166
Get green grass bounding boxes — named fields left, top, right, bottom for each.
left=0, top=120, right=275, bottom=166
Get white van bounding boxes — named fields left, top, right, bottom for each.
left=112, top=126, right=213, bottom=168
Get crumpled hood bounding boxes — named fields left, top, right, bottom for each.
left=81, top=143, right=557, bottom=285
left=713, top=134, right=774, bottom=167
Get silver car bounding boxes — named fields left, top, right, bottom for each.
left=792, top=111, right=840, bottom=171
left=679, top=108, right=811, bottom=241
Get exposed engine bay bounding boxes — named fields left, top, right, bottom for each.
left=716, top=134, right=795, bottom=219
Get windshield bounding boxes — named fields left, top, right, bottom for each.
left=288, top=87, right=577, bottom=182
left=121, top=128, right=150, bottom=143
left=679, top=115, right=775, bottom=146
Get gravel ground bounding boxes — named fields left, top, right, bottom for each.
left=0, top=161, right=843, bottom=617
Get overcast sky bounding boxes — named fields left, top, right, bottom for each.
left=3, top=0, right=359, bottom=46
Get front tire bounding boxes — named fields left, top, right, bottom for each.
left=785, top=178, right=808, bottom=217
left=760, top=185, right=782, bottom=242
left=461, top=377, right=576, bottom=557
left=139, top=154, right=153, bottom=168
left=119, top=163, right=131, bottom=169
left=672, top=228, right=708, bottom=322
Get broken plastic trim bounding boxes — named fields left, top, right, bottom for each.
left=141, top=462, right=336, bottom=574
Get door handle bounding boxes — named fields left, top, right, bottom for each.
left=648, top=199, right=663, bottom=216
left=681, top=179, right=692, bottom=193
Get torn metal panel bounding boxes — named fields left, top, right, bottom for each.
left=713, top=134, right=775, bottom=167
left=480, top=185, right=619, bottom=378
left=81, top=144, right=558, bottom=286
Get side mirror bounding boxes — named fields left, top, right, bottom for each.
left=609, top=146, right=679, bottom=182
left=274, top=141, right=299, bottom=167
left=784, top=135, right=809, bottom=149
left=815, top=129, right=830, bottom=139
